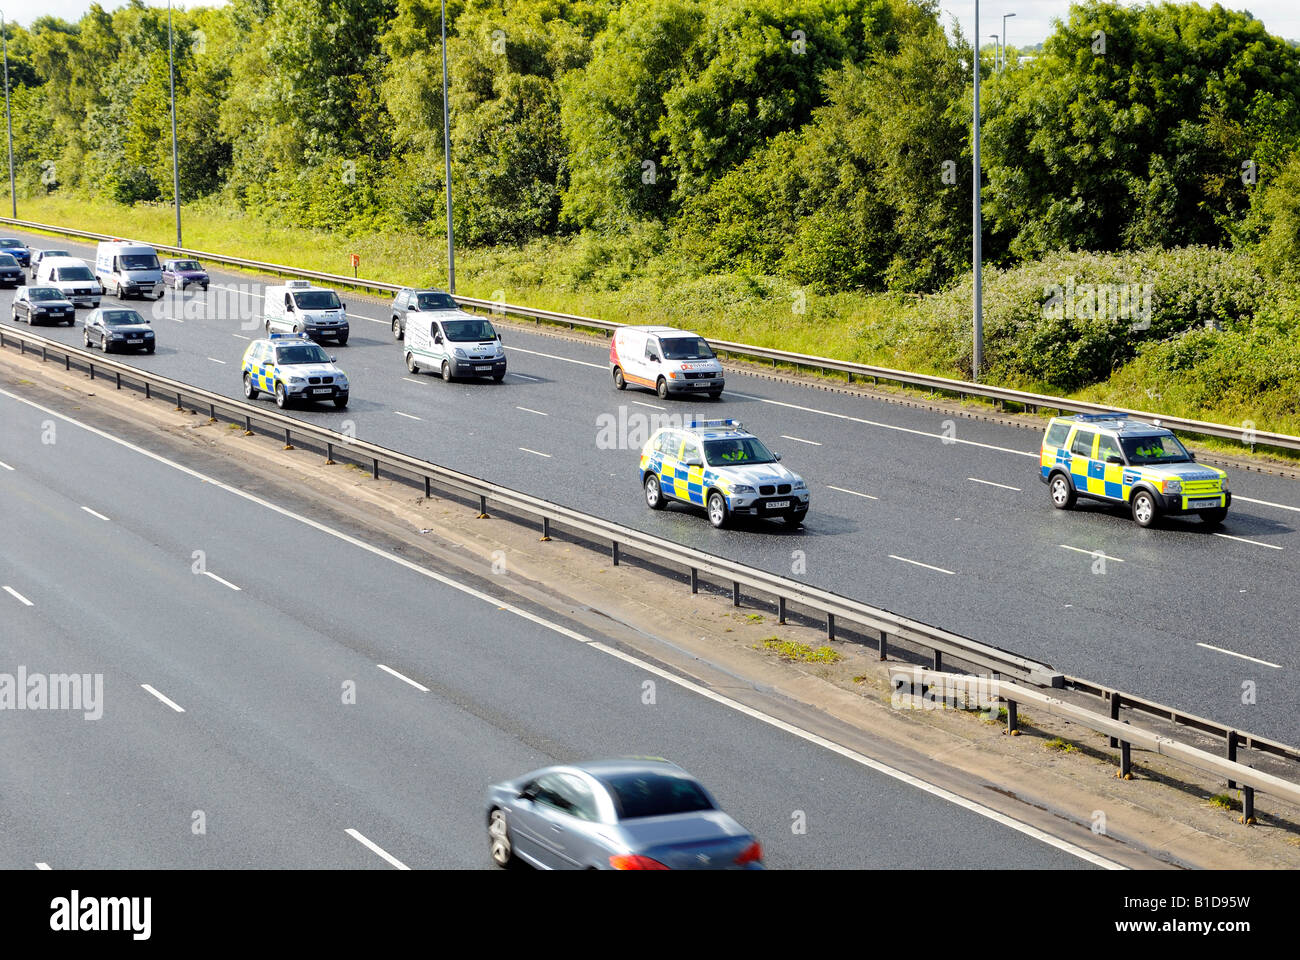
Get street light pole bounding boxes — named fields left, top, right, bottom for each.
left=441, top=0, right=455, bottom=294
left=972, top=1, right=983, bottom=381
left=2, top=13, right=15, bottom=219
left=990, top=35, right=1000, bottom=73
left=1002, top=13, right=1017, bottom=70
left=167, top=0, right=181, bottom=245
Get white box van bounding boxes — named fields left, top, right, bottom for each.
left=404, top=311, right=506, bottom=381
left=95, top=240, right=164, bottom=299
left=264, top=280, right=349, bottom=344
left=35, top=256, right=102, bottom=308
left=610, top=325, right=725, bottom=400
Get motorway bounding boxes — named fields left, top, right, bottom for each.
left=0, top=385, right=1104, bottom=869
left=3, top=226, right=1299, bottom=744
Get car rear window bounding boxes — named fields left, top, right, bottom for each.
left=1044, top=422, right=1070, bottom=448
left=600, top=772, right=715, bottom=820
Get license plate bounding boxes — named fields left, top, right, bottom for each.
left=766, top=500, right=790, bottom=509
left=312, top=388, right=332, bottom=395
left=127, top=338, right=143, bottom=344
left=1189, top=498, right=1220, bottom=509
left=476, top=365, right=491, bottom=371
left=693, top=382, right=711, bottom=388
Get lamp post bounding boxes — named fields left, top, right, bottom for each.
left=167, top=0, right=181, bottom=245
left=1002, top=13, right=1017, bottom=70
left=441, top=0, right=455, bottom=293
left=990, top=35, right=999, bottom=73
left=2, top=12, right=15, bottom=219
left=972, top=1, right=983, bottom=381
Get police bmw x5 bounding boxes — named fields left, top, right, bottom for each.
left=640, top=419, right=809, bottom=528
left=241, top=334, right=350, bottom=409
left=1040, top=413, right=1230, bottom=527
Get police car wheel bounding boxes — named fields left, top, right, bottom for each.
left=1131, top=490, right=1157, bottom=527
left=274, top=383, right=288, bottom=409
left=1199, top=507, right=1228, bottom=525
left=1049, top=473, right=1075, bottom=510
left=707, top=491, right=729, bottom=528
left=644, top=474, right=665, bottom=510
left=243, top=373, right=258, bottom=400
left=656, top=377, right=669, bottom=400
left=405, top=353, right=419, bottom=374
left=613, top=367, right=626, bottom=390
left=441, top=360, right=453, bottom=382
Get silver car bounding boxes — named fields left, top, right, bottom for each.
left=485, top=759, right=764, bottom=870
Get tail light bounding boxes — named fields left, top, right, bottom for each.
left=734, top=841, right=763, bottom=865
left=609, top=854, right=669, bottom=870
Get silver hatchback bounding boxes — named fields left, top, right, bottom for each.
left=485, top=758, right=763, bottom=870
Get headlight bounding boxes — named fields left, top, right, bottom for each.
left=337, top=374, right=349, bottom=385
left=1163, top=478, right=1182, bottom=494
left=453, top=348, right=467, bottom=359
left=1220, top=475, right=1229, bottom=491
left=289, top=377, right=306, bottom=384
left=792, top=478, right=807, bottom=490
left=110, top=331, right=125, bottom=338
left=732, top=484, right=756, bottom=494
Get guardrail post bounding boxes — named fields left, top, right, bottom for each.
left=372, top=459, right=379, bottom=480
left=612, top=542, right=620, bottom=566
left=208, top=403, right=216, bottom=423
left=878, top=631, right=888, bottom=661
left=284, top=429, right=294, bottom=451
left=933, top=649, right=942, bottom=671
left=144, top=382, right=150, bottom=399
left=18, top=338, right=23, bottom=356
left=1226, top=731, right=1238, bottom=790
left=777, top=597, right=786, bottom=624
left=540, top=517, right=551, bottom=542
left=422, top=474, right=430, bottom=495
left=690, top=568, right=698, bottom=594
left=826, top=613, right=835, bottom=641
left=1118, top=741, right=1132, bottom=779
left=65, top=354, right=70, bottom=371
left=1005, top=699, right=1018, bottom=735
left=243, top=416, right=253, bottom=436
left=41, top=345, right=46, bottom=362
left=1242, top=787, right=1255, bottom=825
left=732, top=582, right=741, bottom=607
left=477, top=495, right=489, bottom=519
left=1109, top=692, right=1121, bottom=748
left=89, top=362, right=94, bottom=381
left=176, top=391, right=184, bottom=412
left=115, top=371, right=121, bottom=390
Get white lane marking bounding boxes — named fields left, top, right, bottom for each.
left=1234, top=495, right=1300, bottom=514
left=1060, top=544, right=1125, bottom=563
left=0, top=459, right=14, bottom=470
left=827, top=484, right=878, bottom=501
left=345, top=828, right=410, bottom=870
left=888, top=555, right=956, bottom=575
left=1195, top=643, right=1282, bottom=669
left=207, top=357, right=227, bottom=365
left=726, top=391, right=1038, bottom=458
left=968, top=477, right=1021, bottom=491
left=80, top=506, right=110, bottom=521
left=3, top=585, right=33, bottom=606
left=515, top=406, right=547, bottom=416
left=631, top=400, right=666, bottom=410
left=209, top=283, right=264, bottom=301
left=35, top=862, right=51, bottom=870
left=395, top=411, right=422, bottom=421
left=231, top=334, right=250, bottom=341
left=508, top=373, right=541, bottom=382
left=1212, top=532, right=1283, bottom=551
left=202, top=570, right=242, bottom=591
left=377, top=663, right=430, bottom=692
left=140, top=683, right=185, bottom=713
left=171, top=317, right=185, bottom=324
left=519, top=447, right=551, bottom=458
left=779, top=434, right=821, bottom=446
left=0, top=387, right=1116, bottom=869
left=505, top=344, right=604, bottom=370
left=401, top=377, right=423, bottom=385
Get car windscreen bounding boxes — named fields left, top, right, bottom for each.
left=102, top=311, right=146, bottom=326
left=293, top=291, right=341, bottom=310
left=601, top=772, right=715, bottom=820
left=704, top=437, right=776, bottom=466
left=120, top=254, right=160, bottom=270
left=659, top=337, right=714, bottom=360
left=41, top=250, right=69, bottom=259
left=55, top=266, right=94, bottom=281
left=29, top=288, right=66, bottom=301
left=0, top=254, right=16, bottom=266
left=173, top=260, right=201, bottom=271
left=416, top=292, right=458, bottom=310
left=1120, top=434, right=1190, bottom=465
left=442, top=319, right=497, bottom=341
left=0, top=238, right=21, bottom=248
left=275, top=345, right=331, bottom=365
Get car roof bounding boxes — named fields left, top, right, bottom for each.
left=565, top=758, right=690, bottom=780
left=257, top=335, right=319, bottom=348
left=1053, top=413, right=1172, bottom=437
left=664, top=418, right=753, bottom=440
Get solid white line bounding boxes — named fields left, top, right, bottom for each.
left=515, top=406, right=548, bottom=416
left=140, top=683, right=185, bottom=713
left=888, top=555, right=956, bottom=575
left=401, top=377, right=423, bottom=385
left=1060, top=544, right=1125, bottom=563
left=1195, top=643, right=1282, bottom=669
left=35, top=862, right=51, bottom=870
left=726, top=391, right=1038, bottom=458
left=202, top=570, right=242, bottom=591
left=207, top=357, right=226, bottom=365
left=1212, top=532, right=1283, bottom=550
left=231, top=334, right=250, bottom=341
left=209, top=283, right=265, bottom=301
left=395, top=411, right=422, bottom=421
left=505, top=344, right=605, bottom=369
left=0, top=459, right=14, bottom=470
left=345, top=828, right=410, bottom=870
left=508, top=373, right=541, bottom=382
left=1235, top=495, right=1300, bottom=514
left=171, top=317, right=185, bottom=323
left=968, top=477, right=1021, bottom=491
left=0, top=386, right=1117, bottom=869
left=631, top=399, right=666, bottom=410
left=827, top=484, right=878, bottom=501
left=377, top=663, right=430, bottom=692
left=3, top=585, right=33, bottom=606
left=519, top=447, right=551, bottom=458
left=80, top=505, right=110, bottom=521
left=780, top=434, right=821, bottom=446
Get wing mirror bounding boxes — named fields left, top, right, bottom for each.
left=774, top=452, right=783, bottom=461
left=330, top=355, right=337, bottom=363
left=434, top=334, right=444, bottom=344
left=685, top=456, right=703, bottom=467
left=649, top=354, right=660, bottom=363
left=1106, top=455, right=1124, bottom=464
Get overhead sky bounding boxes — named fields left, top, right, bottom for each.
left=3, top=0, right=1298, bottom=44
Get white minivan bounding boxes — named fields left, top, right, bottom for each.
left=95, top=240, right=164, bottom=299
left=610, top=325, right=725, bottom=400
left=404, top=312, right=506, bottom=381
left=264, top=280, right=349, bottom=344
left=35, top=256, right=102, bottom=308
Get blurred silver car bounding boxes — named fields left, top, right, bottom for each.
left=485, top=759, right=763, bottom=870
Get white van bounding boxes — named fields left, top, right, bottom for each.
left=264, top=280, right=349, bottom=344
left=404, top=312, right=506, bottom=381
left=610, top=325, right=725, bottom=400
left=35, top=256, right=102, bottom=308
left=95, top=240, right=164, bottom=299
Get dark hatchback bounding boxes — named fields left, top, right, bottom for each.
left=11, top=286, right=75, bottom=325
left=83, top=307, right=157, bottom=354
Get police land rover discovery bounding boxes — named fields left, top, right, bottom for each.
left=1040, top=413, right=1229, bottom=527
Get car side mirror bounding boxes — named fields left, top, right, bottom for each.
left=496, top=332, right=502, bottom=341
left=685, top=457, right=703, bottom=467
left=1188, top=452, right=1196, bottom=461
left=330, top=355, right=337, bottom=363
left=649, top=354, right=660, bottom=363
left=774, top=452, right=783, bottom=461
left=434, top=334, right=443, bottom=344
left=519, top=785, right=537, bottom=801
left=341, top=303, right=347, bottom=311
left=1106, top=455, right=1123, bottom=464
